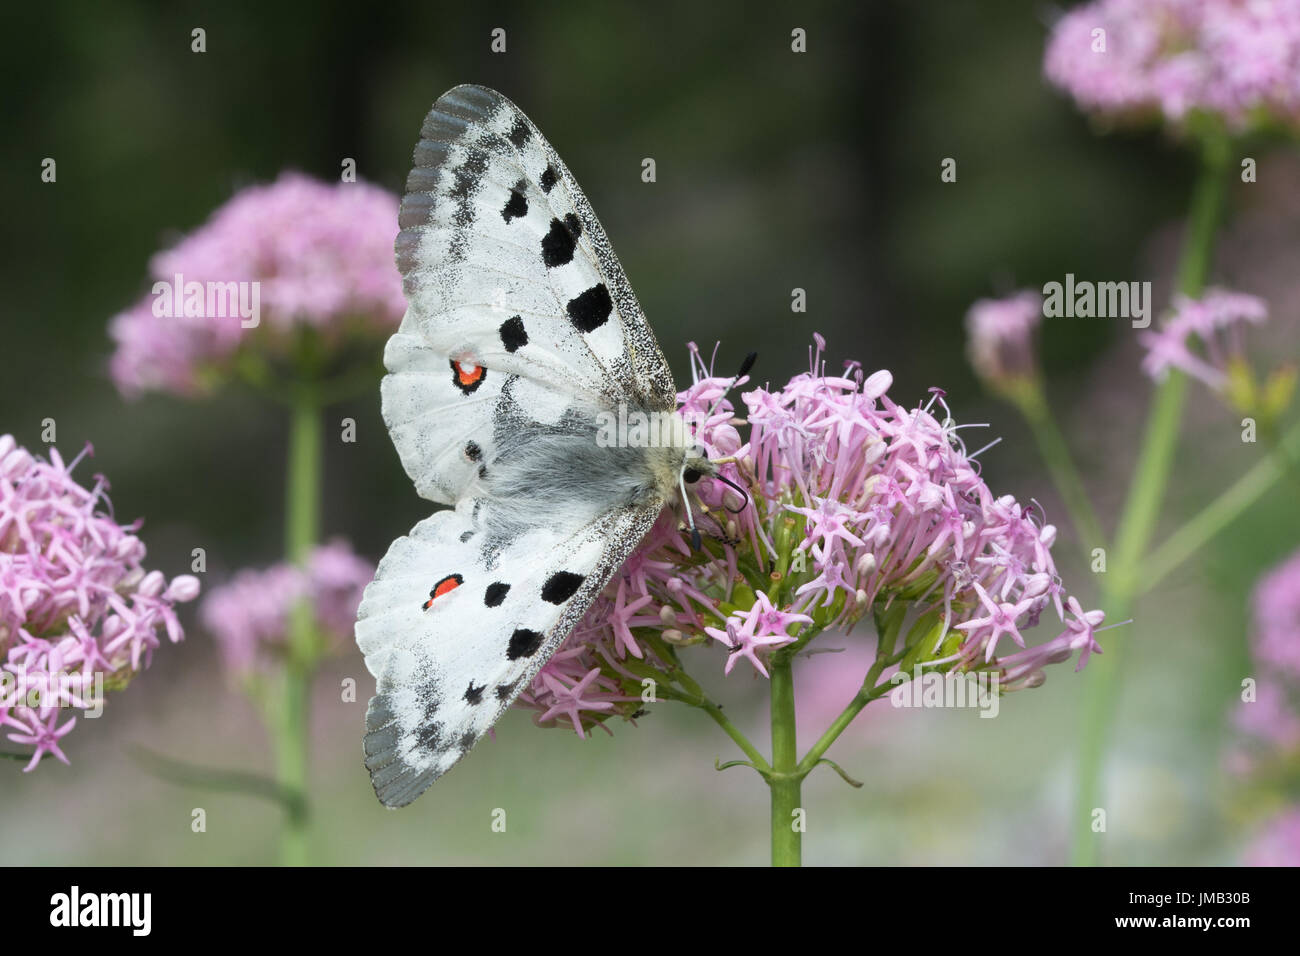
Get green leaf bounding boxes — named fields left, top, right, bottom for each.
left=897, top=609, right=947, bottom=674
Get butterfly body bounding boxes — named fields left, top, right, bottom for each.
left=357, top=85, right=711, bottom=807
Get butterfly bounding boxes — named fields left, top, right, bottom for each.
left=355, top=85, right=737, bottom=807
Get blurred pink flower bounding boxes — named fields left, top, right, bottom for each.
left=965, top=290, right=1042, bottom=389
left=199, top=539, right=373, bottom=676
left=1139, top=287, right=1268, bottom=389
left=1252, top=546, right=1300, bottom=681
left=517, top=337, right=1102, bottom=736
left=1044, top=0, right=1300, bottom=132
left=1245, top=807, right=1300, bottom=865
left=108, top=172, right=405, bottom=398
left=1229, top=547, right=1300, bottom=760
left=0, top=434, right=199, bottom=770
left=1233, top=678, right=1300, bottom=750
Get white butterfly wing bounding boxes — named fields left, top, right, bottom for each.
left=385, top=84, right=676, bottom=505
left=357, top=499, right=661, bottom=807
left=360, top=85, right=683, bottom=806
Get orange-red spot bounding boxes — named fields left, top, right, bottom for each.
left=423, top=573, right=463, bottom=610
left=455, top=361, right=484, bottom=387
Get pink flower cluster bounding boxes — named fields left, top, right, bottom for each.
left=1229, top=547, right=1300, bottom=865
left=109, top=172, right=405, bottom=398
left=515, top=338, right=1104, bottom=736
left=965, top=291, right=1043, bottom=388
left=1044, top=0, right=1300, bottom=131
left=0, top=435, right=199, bottom=770
left=1140, top=287, right=1268, bottom=389
left=199, top=540, right=374, bottom=676
left=1245, top=807, right=1300, bottom=866
left=1234, top=547, right=1300, bottom=754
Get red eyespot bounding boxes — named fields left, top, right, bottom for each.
left=422, top=573, right=464, bottom=610
left=450, top=358, right=485, bottom=393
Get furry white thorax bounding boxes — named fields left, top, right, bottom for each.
left=474, top=405, right=707, bottom=544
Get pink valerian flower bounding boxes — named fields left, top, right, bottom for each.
left=108, top=172, right=405, bottom=398
left=0, top=435, right=200, bottom=770
left=517, top=337, right=1103, bottom=737
left=1229, top=547, right=1300, bottom=762
left=1233, top=678, right=1300, bottom=751
left=1044, top=0, right=1300, bottom=132
left=704, top=592, right=814, bottom=678
left=1140, top=287, right=1269, bottom=390
left=1244, top=807, right=1300, bottom=866
left=1250, top=547, right=1300, bottom=682
left=965, top=290, right=1043, bottom=388
left=199, top=539, right=374, bottom=676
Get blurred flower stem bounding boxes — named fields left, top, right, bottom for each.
left=1141, top=419, right=1300, bottom=594
left=1070, top=129, right=1230, bottom=866
left=1017, top=389, right=1106, bottom=556
left=274, top=386, right=323, bottom=866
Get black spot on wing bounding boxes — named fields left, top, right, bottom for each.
left=541, top=571, right=586, bottom=604
left=459, top=530, right=474, bottom=543
left=539, top=164, right=558, bottom=193
left=449, top=149, right=489, bottom=232
left=506, top=628, right=543, bottom=660
left=495, top=681, right=519, bottom=700
left=484, top=582, right=510, bottom=607
left=507, top=117, right=530, bottom=148
left=415, top=721, right=443, bottom=750
left=501, top=188, right=527, bottom=223
left=464, top=681, right=486, bottom=705
left=499, top=315, right=528, bottom=352
left=458, top=731, right=476, bottom=752
left=541, top=214, right=581, bottom=268
left=566, top=283, right=613, bottom=333
left=465, top=441, right=482, bottom=462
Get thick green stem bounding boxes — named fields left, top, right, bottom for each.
left=277, top=389, right=322, bottom=866
left=286, top=391, right=322, bottom=567
left=1071, top=132, right=1229, bottom=866
left=769, top=654, right=801, bottom=866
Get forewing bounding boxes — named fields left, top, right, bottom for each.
left=385, top=84, right=676, bottom=505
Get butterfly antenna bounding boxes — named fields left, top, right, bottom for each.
left=713, top=472, right=750, bottom=514
left=679, top=470, right=703, bottom=550
left=699, top=352, right=758, bottom=426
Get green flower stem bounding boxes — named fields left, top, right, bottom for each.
left=796, top=608, right=903, bottom=775
left=700, top=700, right=773, bottom=774
left=276, top=387, right=323, bottom=866
left=796, top=682, right=893, bottom=778
left=1017, top=388, right=1106, bottom=556
left=286, top=388, right=322, bottom=567
left=1141, top=418, right=1300, bottom=595
left=635, top=634, right=772, bottom=773
left=1070, top=130, right=1230, bottom=867
left=769, top=650, right=800, bottom=867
